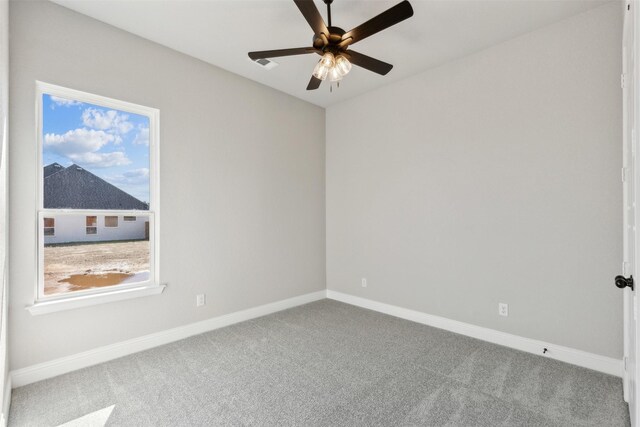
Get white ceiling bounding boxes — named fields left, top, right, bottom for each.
left=50, top=0, right=612, bottom=108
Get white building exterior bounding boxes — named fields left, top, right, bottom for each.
left=44, top=214, right=148, bottom=245
left=42, top=163, right=150, bottom=245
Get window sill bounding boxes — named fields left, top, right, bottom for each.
left=26, top=284, right=166, bottom=316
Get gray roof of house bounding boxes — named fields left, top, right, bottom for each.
left=43, top=164, right=149, bottom=210
left=43, top=162, right=65, bottom=178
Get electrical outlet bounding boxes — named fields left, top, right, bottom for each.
left=196, top=294, right=206, bottom=307
left=498, top=303, right=508, bottom=317
left=361, top=278, right=367, bottom=288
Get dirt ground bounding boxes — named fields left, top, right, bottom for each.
left=44, top=240, right=150, bottom=295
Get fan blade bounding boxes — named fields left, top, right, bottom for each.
left=346, top=50, right=393, bottom=75
left=340, top=0, right=413, bottom=47
left=248, top=47, right=318, bottom=60
left=307, top=75, right=322, bottom=90
left=294, top=0, right=329, bottom=37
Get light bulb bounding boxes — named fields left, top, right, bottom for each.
left=312, top=52, right=335, bottom=81
left=320, top=52, right=335, bottom=68
left=335, top=55, right=352, bottom=77
left=329, top=66, right=343, bottom=82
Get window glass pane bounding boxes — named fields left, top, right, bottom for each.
left=44, top=217, right=55, bottom=236
left=105, top=216, right=118, bottom=227
left=86, top=216, right=97, bottom=227
left=42, top=213, right=151, bottom=296
left=123, top=216, right=136, bottom=221
left=42, top=94, right=150, bottom=210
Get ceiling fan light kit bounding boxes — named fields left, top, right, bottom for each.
left=313, top=52, right=351, bottom=83
left=248, top=0, right=414, bottom=91
left=328, top=65, right=343, bottom=82
left=313, top=52, right=336, bottom=80
left=335, top=55, right=352, bottom=75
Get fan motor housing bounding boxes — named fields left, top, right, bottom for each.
left=327, top=26, right=345, bottom=39
left=313, top=26, right=345, bottom=51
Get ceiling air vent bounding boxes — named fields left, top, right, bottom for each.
left=253, top=58, right=278, bottom=70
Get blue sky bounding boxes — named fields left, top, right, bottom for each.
left=42, top=94, right=150, bottom=203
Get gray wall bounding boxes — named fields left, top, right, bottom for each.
left=326, top=3, right=623, bottom=358
left=9, top=1, right=325, bottom=369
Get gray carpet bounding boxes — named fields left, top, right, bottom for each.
left=9, top=299, right=630, bottom=426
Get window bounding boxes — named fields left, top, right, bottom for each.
left=43, top=218, right=55, bottom=236
left=86, top=216, right=97, bottom=235
left=105, top=216, right=118, bottom=228
left=36, top=82, right=160, bottom=305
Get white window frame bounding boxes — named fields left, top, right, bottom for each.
left=29, top=82, right=163, bottom=315
left=86, top=215, right=97, bottom=235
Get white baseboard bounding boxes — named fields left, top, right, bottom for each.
left=11, top=289, right=621, bottom=388
left=11, top=290, right=326, bottom=387
left=327, top=290, right=623, bottom=377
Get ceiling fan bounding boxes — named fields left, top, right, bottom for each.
left=248, top=0, right=414, bottom=91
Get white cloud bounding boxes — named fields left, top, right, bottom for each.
left=133, top=125, right=149, bottom=146
left=44, top=128, right=114, bottom=155
left=68, top=151, right=131, bottom=168
left=50, top=96, right=83, bottom=108
left=82, top=108, right=134, bottom=137
left=44, top=128, right=131, bottom=168
left=108, top=168, right=149, bottom=185
left=104, top=168, right=149, bottom=202
left=123, top=168, right=149, bottom=179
